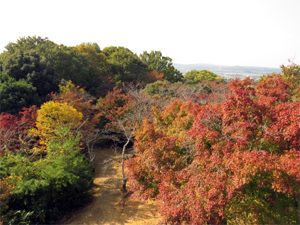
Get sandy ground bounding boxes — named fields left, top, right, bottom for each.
left=59, top=147, right=161, bottom=225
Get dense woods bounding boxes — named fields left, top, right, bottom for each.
left=0, top=36, right=299, bottom=224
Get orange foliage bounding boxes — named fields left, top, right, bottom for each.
left=145, top=70, right=164, bottom=83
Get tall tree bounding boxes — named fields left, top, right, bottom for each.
left=103, top=46, right=148, bottom=85
left=97, top=84, right=158, bottom=192
left=2, top=50, right=59, bottom=97
left=74, top=43, right=111, bottom=96
left=1, top=36, right=103, bottom=97
left=140, top=51, right=183, bottom=82
left=2, top=36, right=57, bottom=63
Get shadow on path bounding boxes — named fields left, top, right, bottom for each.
left=60, top=147, right=161, bottom=225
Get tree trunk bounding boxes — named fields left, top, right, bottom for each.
left=121, top=135, right=131, bottom=193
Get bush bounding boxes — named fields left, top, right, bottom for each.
left=0, top=128, right=93, bottom=224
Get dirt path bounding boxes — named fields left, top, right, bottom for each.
left=60, top=147, right=161, bottom=225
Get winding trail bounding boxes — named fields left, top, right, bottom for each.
left=60, top=147, right=161, bottom=225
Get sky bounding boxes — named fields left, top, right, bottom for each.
left=1, top=0, right=299, bottom=68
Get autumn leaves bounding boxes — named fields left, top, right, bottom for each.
left=126, top=65, right=300, bottom=224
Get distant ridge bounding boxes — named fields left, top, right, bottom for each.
left=174, top=63, right=281, bottom=79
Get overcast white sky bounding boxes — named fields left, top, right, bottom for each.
left=1, top=0, right=299, bottom=68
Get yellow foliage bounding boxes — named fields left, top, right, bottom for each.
left=31, top=101, right=83, bottom=147
left=58, top=80, right=77, bottom=94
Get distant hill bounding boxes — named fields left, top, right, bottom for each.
left=174, top=63, right=281, bottom=80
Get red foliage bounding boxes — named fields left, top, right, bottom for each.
left=256, top=75, right=290, bottom=107
left=145, top=70, right=164, bottom=83
left=0, top=106, right=38, bottom=155
left=126, top=99, right=193, bottom=199
left=97, top=87, right=131, bottom=121
left=126, top=75, right=300, bottom=224
left=264, top=102, right=300, bottom=151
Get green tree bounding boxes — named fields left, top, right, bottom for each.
left=48, top=45, right=90, bottom=87
left=3, top=36, right=55, bottom=54
left=1, top=36, right=57, bottom=66
left=2, top=50, right=59, bottom=97
left=140, top=51, right=183, bottom=82
left=183, top=69, right=226, bottom=84
left=142, top=80, right=171, bottom=96
left=0, top=73, right=41, bottom=114
left=1, top=36, right=102, bottom=97
left=102, top=46, right=148, bottom=85
left=74, top=43, right=111, bottom=96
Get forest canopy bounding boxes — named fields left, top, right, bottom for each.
left=0, top=36, right=186, bottom=114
